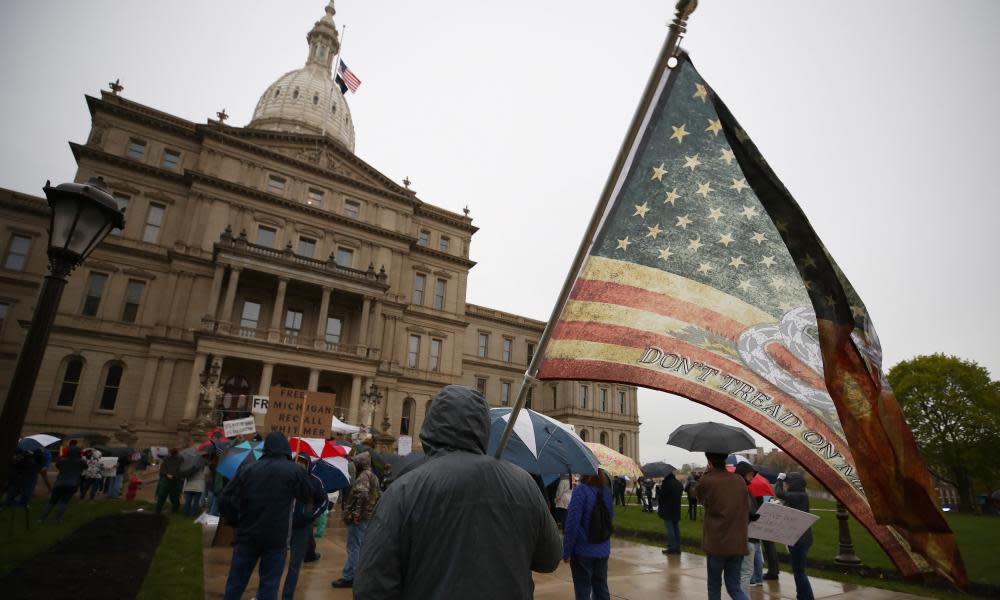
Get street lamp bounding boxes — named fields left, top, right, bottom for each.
left=0, top=177, right=124, bottom=485
left=361, top=382, right=383, bottom=428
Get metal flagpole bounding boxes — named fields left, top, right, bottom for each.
left=334, top=25, right=347, bottom=78
left=493, top=0, right=698, bottom=459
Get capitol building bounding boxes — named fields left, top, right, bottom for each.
left=0, top=2, right=640, bottom=458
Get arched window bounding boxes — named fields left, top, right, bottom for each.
left=292, top=87, right=299, bottom=99
left=313, top=94, right=319, bottom=105
left=425, top=398, right=433, bottom=417
left=99, top=362, right=124, bottom=411
left=331, top=103, right=337, bottom=114
left=579, top=429, right=588, bottom=442
left=599, top=431, right=608, bottom=446
left=400, top=397, right=415, bottom=436
left=619, top=433, right=627, bottom=456
left=274, top=88, right=281, bottom=98
left=56, top=356, right=85, bottom=407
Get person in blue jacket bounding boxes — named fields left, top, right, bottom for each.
left=563, top=470, right=614, bottom=600
left=281, top=454, right=328, bottom=600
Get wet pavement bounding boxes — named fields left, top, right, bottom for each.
left=202, top=518, right=932, bottom=599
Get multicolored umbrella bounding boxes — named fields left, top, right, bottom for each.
left=289, top=437, right=349, bottom=459
left=487, top=408, right=598, bottom=476
left=217, top=441, right=263, bottom=479
left=583, top=442, right=642, bottom=480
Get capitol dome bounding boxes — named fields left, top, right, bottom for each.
left=249, top=1, right=355, bottom=152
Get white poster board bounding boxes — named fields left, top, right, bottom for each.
left=397, top=435, right=412, bottom=456
left=99, top=457, right=119, bottom=470
left=748, top=501, right=819, bottom=545
left=251, top=395, right=269, bottom=415
left=223, top=416, right=258, bottom=438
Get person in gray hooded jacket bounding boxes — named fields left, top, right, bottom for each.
left=353, top=385, right=562, bottom=599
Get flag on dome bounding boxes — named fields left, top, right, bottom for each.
left=535, top=49, right=967, bottom=589
left=337, top=59, right=361, bottom=93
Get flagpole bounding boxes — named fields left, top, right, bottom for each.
left=493, top=0, right=698, bottom=459
left=334, top=24, right=347, bottom=75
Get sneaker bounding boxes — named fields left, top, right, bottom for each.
left=750, top=581, right=763, bottom=586
left=331, top=578, right=353, bottom=588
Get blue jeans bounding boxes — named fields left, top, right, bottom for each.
left=662, top=519, right=680, bottom=551
left=342, top=521, right=368, bottom=580
left=108, top=474, right=123, bottom=498
left=789, top=541, right=815, bottom=600
left=282, top=526, right=311, bottom=600
left=569, top=554, right=610, bottom=600
left=183, top=491, right=202, bottom=517
left=751, top=542, right=763, bottom=583
left=706, top=554, right=749, bottom=600
left=223, top=543, right=287, bottom=600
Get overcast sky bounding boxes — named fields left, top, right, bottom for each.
left=2, top=1, right=998, bottom=468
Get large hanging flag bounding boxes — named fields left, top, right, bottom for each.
left=535, top=49, right=967, bottom=588
left=337, top=59, right=362, bottom=93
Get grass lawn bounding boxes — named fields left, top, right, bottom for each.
left=137, top=513, right=204, bottom=600
left=0, top=497, right=150, bottom=572
left=613, top=499, right=1000, bottom=597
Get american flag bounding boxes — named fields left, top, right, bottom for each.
left=337, top=60, right=361, bottom=93
left=536, top=51, right=966, bottom=588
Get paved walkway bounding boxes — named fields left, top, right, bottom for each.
left=202, top=520, right=932, bottom=599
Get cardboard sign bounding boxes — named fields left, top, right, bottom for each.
left=223, top=416, right=258, bottom=438
left=264, top=386, right=337, bottom=438
left=748, top=501, right=820, bottom=545
left=251, top=395, right=269, bottom=415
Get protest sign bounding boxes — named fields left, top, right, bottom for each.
left=99, top=456, right=119, bottom=470
left=264, top=386, right=337, bottom=438
left=223, top=416, right=257, bottom=438
left=398, top=435, right=412, bottom=456
left=748, top=501, right=820, bottom=546
left=251, top=395, right=269, bottom=415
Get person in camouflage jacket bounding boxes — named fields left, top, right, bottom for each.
left=332, top=451, right=380, bottom=588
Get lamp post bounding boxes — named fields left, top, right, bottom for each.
left=361, top=382, right=383, bottom=429
left=833, top=501, right=863, bottom=566
left=0, top=177, right=124, bottom=485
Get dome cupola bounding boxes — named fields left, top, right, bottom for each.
left=248, top=1, right=355, bottom=151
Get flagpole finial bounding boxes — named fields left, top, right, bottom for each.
left=665, top=0, right=698, bottom=65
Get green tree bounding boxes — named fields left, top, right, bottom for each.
left=887, top=354, right=1000, bottom=511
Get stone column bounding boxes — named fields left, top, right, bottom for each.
left=268, top=277, right=289, bottom=342
left=133, top=356, right=161, bottom=422
left=369, top=299, right=383, bottom=358
left=151, top=358, right=176, bottom=423
left=308, top=368, right=320, bottom=392
left=358, top=296, right=372, bottom=351
left=259, top=362, right=274, bottom=395
left=218, top=266, right=242, bottom=333
left=204, top=265, right=225, bottom=321
left=182, top=352, right=209, bottom=420
left=314, top=286, right=332, bottom=349
left=348, top=374, right=362, bottom=424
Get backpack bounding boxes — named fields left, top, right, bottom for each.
left=587, top=488, right=613, bottom=543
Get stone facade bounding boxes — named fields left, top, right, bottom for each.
left=0, top=5, right=640, bottom=461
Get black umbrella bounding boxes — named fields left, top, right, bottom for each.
left=641, top=461, right=676, bottom=478
left=66, top=431, right=109, bottom=443
left=383, top=451, right=427, bottom=478
left=178, top=447, right=206, bottom=479
left=667, top=422, right=756, bottom=454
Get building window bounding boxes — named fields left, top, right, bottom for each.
left=619, top=390, right=626, bottom=414
left=161, top=149, right=181, bottom=169
left=127, top=139, right=146, bottom=160
left=292, top=88, right=299, bottom=99
left=600, top=431, right=608, bottom=446
left=501, top=382, right=511, bottom=406
left=433, top=278, right=446, bottom=310
left=121, top=279, right=145, bottom=323
left=274, top=88, right=281, bottom=98
left=57, top=357, right=84, bottom=407
left=256, top=225, right=276, bottom=248
left=619, top=433, right=626, bottom=455
left=599, top=388, right=608, bottom=412
left=579, top=385, right=589, bottom=409
left=285, top=309, right=303, bottom=342
left=3, top=234, right=31, bottom=271
left=325, top=317, right=342, bottom=344
left=297, top=237, right=316, bottom=258
left=478, top=333, right=489, bottom=358
left=527, top=343, right=535, bottom=365
left=307, top=188, right=324, bottom=206
left=344, top=200, right=360, bottom=219
left=99, top=363, right=124, bottom=411
left=476, top=377, right=487, bottom=395
left=81, top=272, right=108, bottom=317
left=551, top=386, right=557, bottom=409
left=580, top=429, right=588, bottom=442
left=412, top=273, right=426, bottom=305
left=502, top=338, right=513, bottom=363
left=239, top=301, right=261, bottom=335
left=407, top=335, right=420, bottom=368
left=418, top=230, right=430, bottom=246
left=526, top=386, right=533, bottom=409
left=335, top=247, right=354, bottom=267
left=313, top=94, right=319, bottom=105
left=430, top=338, right=442, bottom=372
left=0, top=302, right=7, bottom=336
left=267, top=175, right=286, bottom=194
left=142, top=203, right=165, bottom=243
left=439, top=236, right=450, bottom=252
left=400, top=398, right=414, bottom=436
left=110, top=194, right=129, bottom=236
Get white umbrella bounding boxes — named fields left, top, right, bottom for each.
left=331, top=415, right=361, bottom=434
left=23, top=433, right=60, bottom=447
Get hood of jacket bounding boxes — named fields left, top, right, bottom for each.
left=262, top=431, right=292, bottom=459
left=419, top=385, right=489, bottom=457
left=353, top=451, right=371, bottom=472
left=785, top=471, right=807, bottom=492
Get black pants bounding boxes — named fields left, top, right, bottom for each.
left=687, top=495, right=698, bottom=520
left=762, top=540, right=780, bottom=576
left=614, top=490, right=626, bottom=506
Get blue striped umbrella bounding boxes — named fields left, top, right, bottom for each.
left=487, top=407, right=599, bottom=476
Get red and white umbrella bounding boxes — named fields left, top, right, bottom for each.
left=289, top=437, right=349, bottom=459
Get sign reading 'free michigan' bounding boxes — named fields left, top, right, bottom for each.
left=264, top=386, right=337, bottom=438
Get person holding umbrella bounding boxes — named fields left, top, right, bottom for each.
left=281, top=454, right=328, bottom=600
left=656, top=465, right=684, bottom=555
left=775, top=471, right=815, bottom=600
